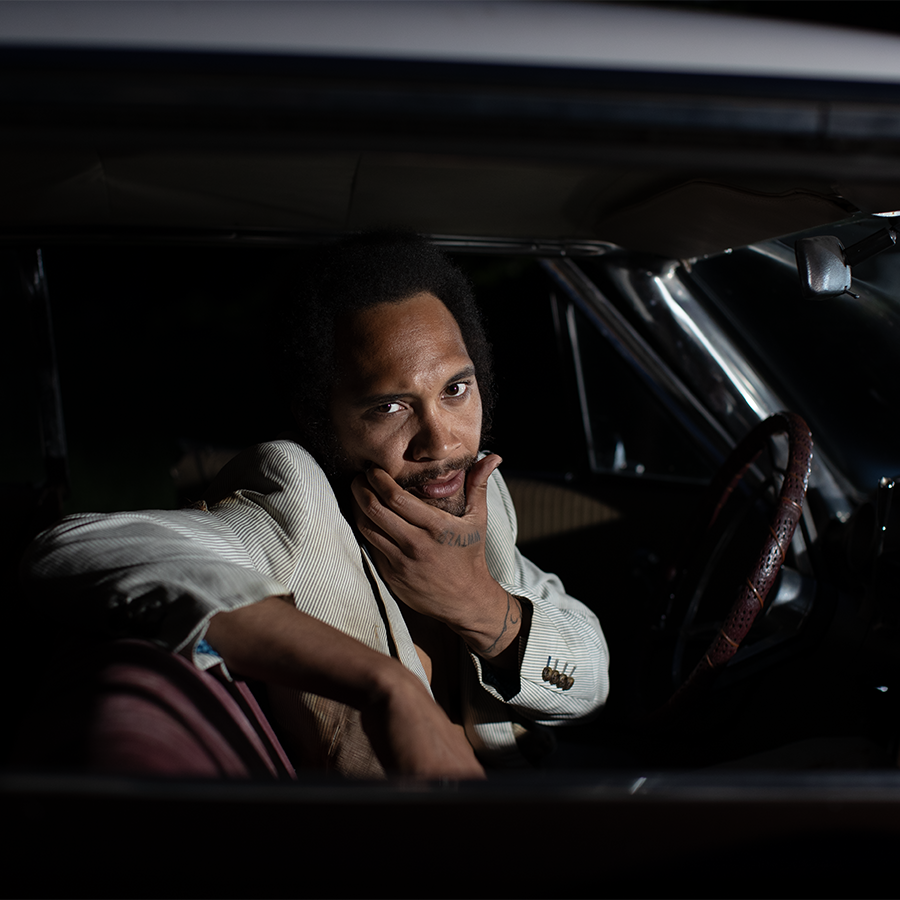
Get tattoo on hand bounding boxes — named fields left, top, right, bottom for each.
left=482, top=592, right=521, bottom=656
left=435, top=528, right=481, bottom=547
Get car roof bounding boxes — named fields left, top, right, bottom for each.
left=5, top=1, right=900, bottom=257
left=5, top=1, right=900, bottom=82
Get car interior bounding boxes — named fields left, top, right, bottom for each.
left=5, top=216, right=900, bottom=778
left=10, top=4, right=900, bottom=894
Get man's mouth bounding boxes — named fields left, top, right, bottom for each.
left=410, top=468, right=466, bottom=500
left=396, top=455, right=476, bottom=503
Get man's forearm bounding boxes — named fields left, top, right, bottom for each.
left=206, top=595, right=398, bottom=708
left=205, top=596, right=485, bottom=778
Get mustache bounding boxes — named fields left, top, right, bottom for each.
left=394, top=455, right=478, bottom=491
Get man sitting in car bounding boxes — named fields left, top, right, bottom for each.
left=25, top=232, right=609, bottom=777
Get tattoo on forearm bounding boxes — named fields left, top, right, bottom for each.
left=435, top=528, right=481, bottom=547
left=482, top=592, right=521, bottom=656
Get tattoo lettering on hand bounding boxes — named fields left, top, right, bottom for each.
left=482, top=592, right=521, bottom=656
left=435, top=528, right=482, bottom=548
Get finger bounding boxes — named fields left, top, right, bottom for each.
left=350, top=476, right=406, bottom=539
left=350, top=493, right=400, bottom=556
left=464, top=454, right=502, bottom=516
left=364, top=467, right=449, bottom=530
left=351, top=474, right=428, bottom=553
left=350, top=490, right=390, bottom=541
left=351, top=472, right=411, bottom=526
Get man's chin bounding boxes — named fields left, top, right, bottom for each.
left=419, top=491, right=467, bottom=517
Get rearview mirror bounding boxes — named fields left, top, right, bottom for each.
left=795, top=227, right=897, bottom=300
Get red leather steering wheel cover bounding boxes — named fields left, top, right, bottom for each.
left=661, top=411, right=813, bottom=715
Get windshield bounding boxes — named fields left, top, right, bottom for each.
left=688, top=217, right=900, bottom=497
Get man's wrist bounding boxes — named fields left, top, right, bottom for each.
left=450, top=583, right=527, bottom=667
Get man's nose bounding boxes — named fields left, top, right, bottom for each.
left=410, top=408, right=460, bottom=461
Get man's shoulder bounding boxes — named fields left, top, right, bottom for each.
left=249, top=438, right=321, bottom=471
left=206, top=438, right=332, bottom=502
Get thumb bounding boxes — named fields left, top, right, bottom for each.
left=464, top=454, right=502, bottom=513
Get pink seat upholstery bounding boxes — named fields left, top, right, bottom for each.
left=14, top=639, right=296, bottom=779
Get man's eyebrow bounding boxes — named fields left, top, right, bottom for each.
left=353, top=366, right=477, bottom=409
left=446, top=365, right=476, bottom=385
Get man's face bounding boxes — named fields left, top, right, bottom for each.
left=329, top=292, right=483, bottom=516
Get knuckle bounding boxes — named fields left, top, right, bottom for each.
left=388, top=486, right=409, bottom=509
left=362, top=492, right=388, bottom=521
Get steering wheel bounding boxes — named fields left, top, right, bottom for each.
left=654, top=411, right=813, bottom=720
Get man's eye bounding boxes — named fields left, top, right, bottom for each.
left=373, top=401, right=403, bottom=415
left=445, top=382, right=470, bottom=398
